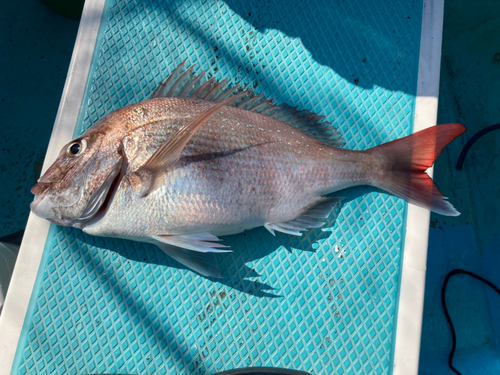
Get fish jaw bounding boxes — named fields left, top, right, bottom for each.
left=30, top=194, right=81, bottom=227
left=30, top=181, right=91, bottom=227
left=30, top=194, right=52, bottom=219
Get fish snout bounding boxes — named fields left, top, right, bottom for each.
left=31, top=182, right=51, bottom=196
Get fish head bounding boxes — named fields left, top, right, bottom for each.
left=31, top=129, right=123, bottom=227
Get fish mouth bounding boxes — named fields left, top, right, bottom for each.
left=30, top=194, right=49, bottom=217
left=30, top=195, right=78, bottom=226
left=31, top=182, right=51, bottom=197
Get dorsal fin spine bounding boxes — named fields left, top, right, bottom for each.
left=250, top=100, right=274, bottom=113
left=193, top=77, right=217, bottom=99
left=150, top=62, right=344, bottom=147
left=204, top=78, right=229, bottom=101
left=167, top=65, right=195, bottom=97
left=237, top=94, right=266, bottom=109
left=152, top=61, right=186, bottom=99
left=179, top=70, right=205, bottom=98
left=215, top=83, right=241, bottom=103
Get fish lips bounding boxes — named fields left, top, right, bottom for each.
left=30, top=197, right=73, bottom=226
left=31, top=182, right=51, bottom=197
left=30, top=190, right=85, bottom=227
left=30, top=193, right=53, bottom=219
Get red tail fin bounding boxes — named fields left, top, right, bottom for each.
left=369, top=123, right=466, bottom=216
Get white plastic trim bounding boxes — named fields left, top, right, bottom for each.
left=0, top=0, right=106, bottom=373
left=392, top=0, right=445, bottom=373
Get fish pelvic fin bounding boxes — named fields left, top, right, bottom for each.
left=155, top=241, right=222, bottom=278
left=152, top=233, right=231, bottom=253
left=153, top=233, right=230, bottom=277
left=368, top=123, right=466, bottom=216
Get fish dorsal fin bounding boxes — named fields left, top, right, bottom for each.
left=265, top=197, right=342, bottom=236
left=151, top=62, right=344, bottom=147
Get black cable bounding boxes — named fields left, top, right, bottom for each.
left=212, top=367, right=311, bottom=375
left=456, top=123, right=500, bottom=170
left=441, top=269, right=500, bottom=374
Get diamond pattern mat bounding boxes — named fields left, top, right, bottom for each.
left=14, top=0, right=422, bottom=373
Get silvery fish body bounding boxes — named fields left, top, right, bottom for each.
left=31, top=63, right=465, bottom=277
left=86, top=98, right=352, bottom=238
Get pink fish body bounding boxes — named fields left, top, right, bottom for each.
left=31, top=63, right=465, bottom=277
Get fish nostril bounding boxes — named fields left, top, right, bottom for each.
left=31, top=182, right=51, bottom=196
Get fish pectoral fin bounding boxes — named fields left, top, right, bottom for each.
left=152, top=233, right=231, bottom=253
left=132, top=90, right=250, bottom=197
left=155, top=242, right=222, bottom=278
left=265, top=197, right=343, bottom=236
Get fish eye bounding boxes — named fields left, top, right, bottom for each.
left=67, top=139, right=87, bottom=157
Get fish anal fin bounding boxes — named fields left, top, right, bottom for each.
left=155, top=242, right=222, bottom=278
left=265, top=223, right=304, bottom=236
left=265, top=197, right=342, bottom=236
left=302, top=197, right=343, bottom=219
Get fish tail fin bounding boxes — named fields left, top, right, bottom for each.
left=369, top=123, right=465, bottom=216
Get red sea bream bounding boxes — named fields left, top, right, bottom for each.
left=30, top=62, right=466, bottom=277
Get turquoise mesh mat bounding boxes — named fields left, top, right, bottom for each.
left=14, top=0, right=422, bottom=373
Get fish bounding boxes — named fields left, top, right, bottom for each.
left=30, top=62, right=465, bottom=277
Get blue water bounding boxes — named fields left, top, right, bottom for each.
left=0, top=0, right=79, bottom=239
